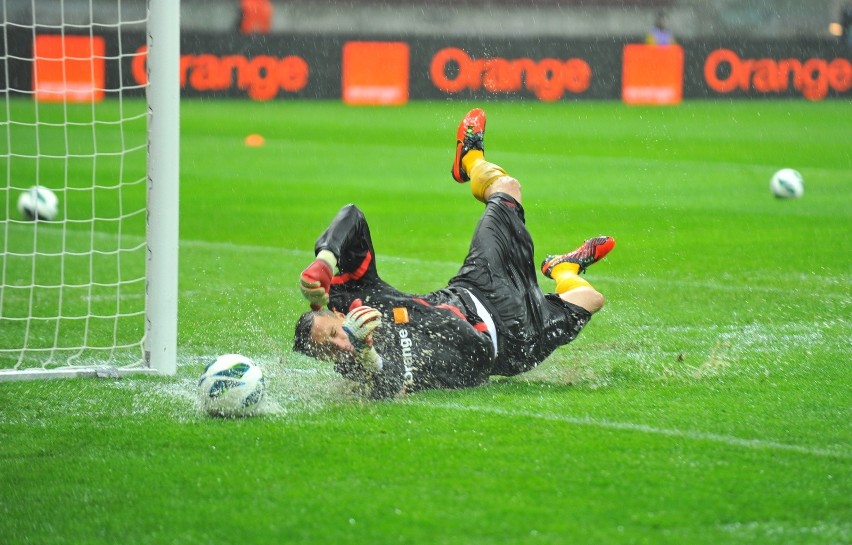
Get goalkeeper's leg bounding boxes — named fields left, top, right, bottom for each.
left=541, top=236, right=616, bottom=313
left=452, top=108, right=521, bottom=204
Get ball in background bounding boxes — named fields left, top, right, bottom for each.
left=198, top=354, right=265, bottom=417
left=17, top=186, right=59, bottom=220
left=770, top=168, right=804, bottom=199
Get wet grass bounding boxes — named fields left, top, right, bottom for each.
left=1, top=99, right=851, bottom=544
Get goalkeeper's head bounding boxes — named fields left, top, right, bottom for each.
left=293, top=309, right=356, bottom=365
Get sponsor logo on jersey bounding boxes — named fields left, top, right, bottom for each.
left=393, top=307, right=409, bottom=324
left=398, top=328, right=415, bottom=385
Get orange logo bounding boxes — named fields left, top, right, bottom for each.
left=342, top=41, right=409, bottom=105
left=33, top=35, right=105, bottom=102
left=622, top=44, right=684, bottom=105
left=132, top=45, right=309, bottom=101
left=430, top=47, right=592, bottom=101
left=704, top=48, right=852, bottom=101
left=393, top=307, right=410, bottom=324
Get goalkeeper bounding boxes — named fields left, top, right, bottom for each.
left=293, top=108, right=615, bottom=399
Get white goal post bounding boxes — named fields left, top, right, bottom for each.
left=0, top=0, right=179, bottom=380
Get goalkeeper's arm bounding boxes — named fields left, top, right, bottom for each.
left=342, top=304, right=383, bottom=373
left=299, top=249, right=337, bottom=310
left=341, top=304, right=403, bottom=399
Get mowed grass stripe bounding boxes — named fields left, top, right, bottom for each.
left=410, top=401, right=852, bottom=460
left=180, top=237, right=850, bottom=293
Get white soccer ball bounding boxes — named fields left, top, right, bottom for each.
left=17, top=186, right=59, bottom=220
left=198, top=354, right=265, bottom=417
left=770, top=168, right=804, bottom=199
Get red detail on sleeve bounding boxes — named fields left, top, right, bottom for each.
left=332, top=251, right=373, bottom=284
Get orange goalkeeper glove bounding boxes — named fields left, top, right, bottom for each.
left=299, top=258, right=333, bottom=310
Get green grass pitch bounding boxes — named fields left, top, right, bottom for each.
left=1, top=99, right=851, bottom=544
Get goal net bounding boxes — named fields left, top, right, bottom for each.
left=0, top=0, right=178, bottom=379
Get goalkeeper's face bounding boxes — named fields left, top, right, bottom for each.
left=310, top=311, right=356, bottom=361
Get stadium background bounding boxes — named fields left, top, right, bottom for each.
left=4, top=0, right=850, bottom=39
left=3, top=0, right=851, bottom=103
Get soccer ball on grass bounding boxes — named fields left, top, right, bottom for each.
left=17, top=186, right=59, bottom=220
left=770, top=168, right=804, bottom=199
left=198, top=354, right=265, bottom=417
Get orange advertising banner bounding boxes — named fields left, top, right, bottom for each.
left=342, top=41, right=409, bottom=105
left=622, top=44, right=684, bottom=105
left=33, top=35, right=106, bottom=103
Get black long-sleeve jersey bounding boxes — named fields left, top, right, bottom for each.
left=317, top=197, right=592, bottom=399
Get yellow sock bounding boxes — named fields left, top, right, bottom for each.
left=555, top=274, right=591, bottom=294
left=550, top=262, right=590, bottom=294
left=467, top=159, right=508, bottom=202
left=551, top=262, right=580, bottom=276
left=461, top=150, right=484, bottom=177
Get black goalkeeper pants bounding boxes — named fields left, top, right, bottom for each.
left=448, top=193, right=591, bottom=375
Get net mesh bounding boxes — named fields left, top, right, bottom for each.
left=1, top=0, right=148, bottom=371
